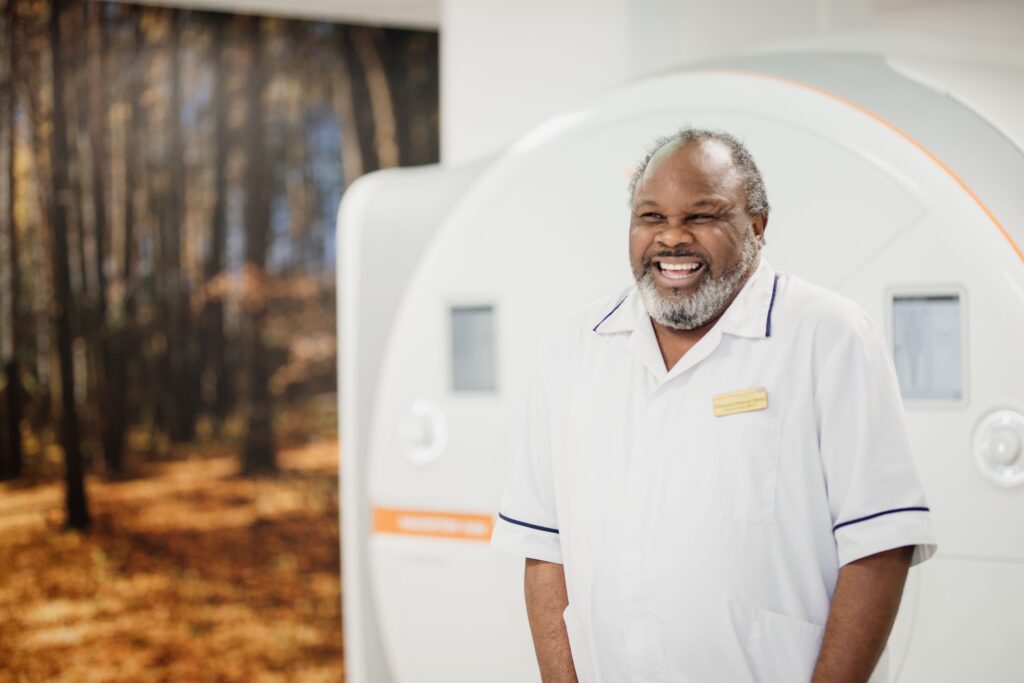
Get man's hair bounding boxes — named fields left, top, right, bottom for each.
left=627, top=127, right=770, bottom=217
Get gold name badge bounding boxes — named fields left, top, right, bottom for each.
left=712, top=387, right=769, bottom=417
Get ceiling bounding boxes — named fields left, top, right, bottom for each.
left=110, top=0, right=440, bottom=29
left=112, top=1, right=1007, bottom=38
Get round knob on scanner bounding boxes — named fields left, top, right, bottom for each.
left=988, top=428, right=1021, bottom=466
left=973, top=409, right=1024, bottom=487
left=398, top=398, right=448, bottom=465
left=399, top=418, right=432, bottom=447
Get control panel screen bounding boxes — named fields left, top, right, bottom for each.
left=892, top=294, right=962, bottom=401
left=451, top=305, right=496, bottom=392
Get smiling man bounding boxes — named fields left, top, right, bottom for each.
left=491, top=128, right=937, bottom=683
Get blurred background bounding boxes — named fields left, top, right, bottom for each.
left=2, top=0, right=1022, bottom=681
left=0, top=1, right=436, bottom=680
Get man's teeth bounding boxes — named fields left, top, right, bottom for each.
left=659, top=263, right=700, bottom=271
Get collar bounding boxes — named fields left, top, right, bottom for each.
left=592, top=257, right=780, bottom=339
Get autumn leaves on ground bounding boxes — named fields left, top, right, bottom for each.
left=0, top=437, right=344, bottom=682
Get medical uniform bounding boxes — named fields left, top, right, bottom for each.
left=491, top=258, right=937, bottom=683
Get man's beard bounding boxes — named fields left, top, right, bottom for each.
left=634, top=231, right=761, bottom=331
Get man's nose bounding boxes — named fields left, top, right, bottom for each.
left=656, top=221, right=695, bottom=248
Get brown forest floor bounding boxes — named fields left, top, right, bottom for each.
left=0, top=439, right=343, bottom=682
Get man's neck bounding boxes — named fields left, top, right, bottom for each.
left=651, top=317, right=716, bottom=372
left=649, top=258, right=760, bottom=372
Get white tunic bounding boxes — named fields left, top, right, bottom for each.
left=491, top=258, right=938, bottom=683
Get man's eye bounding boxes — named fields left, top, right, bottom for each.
left=690, top=214, right=716, bottom=222
left=641, top=212, right=664, bottom=220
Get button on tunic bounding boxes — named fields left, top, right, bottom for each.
left=492, top=259, right=937, bottom=683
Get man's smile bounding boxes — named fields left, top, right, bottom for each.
left=650, top=256, right=706, bottom=286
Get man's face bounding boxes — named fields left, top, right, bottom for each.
left=629, top=140, right=766, bottom=330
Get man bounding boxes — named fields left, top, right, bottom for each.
left=490, top=128, right=937, bottom=682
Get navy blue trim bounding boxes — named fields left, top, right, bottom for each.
left=765, top=274, right=780, bottom=337
left=592, top=294, right=629, bottom=332
left=832, top=506, right=930, bottom=533
left=498, top=512, right=559, bottom=534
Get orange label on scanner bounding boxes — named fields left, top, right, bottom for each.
left=372, top=507, right=495, bottom=541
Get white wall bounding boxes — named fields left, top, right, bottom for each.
left=439, top=0, right=1024, bottom=165
left=439, top=0, right=633, bottom=165
left=439, top=0, right=875, bottom=164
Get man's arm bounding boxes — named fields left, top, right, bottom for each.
left=524, top=558, right=578, bottom=683
left=812, top=545, right=914, bottom=683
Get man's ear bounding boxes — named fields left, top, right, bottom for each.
left=753, top=214, right=768, bottom=244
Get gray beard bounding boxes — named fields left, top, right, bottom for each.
left=635, top=233, right=761, bottom=331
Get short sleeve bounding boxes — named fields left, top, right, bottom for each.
left=490, top=346, right=563, bottom=564
left=816, top=312, right=938, bottom=568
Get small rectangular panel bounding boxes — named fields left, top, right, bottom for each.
left=372, top=507, right=494, bottom=541
left=451, top=305, right=496, bottom=392
left=712, top=387, right=769, bottom=417
left=892, top=295, right=963, bottom=400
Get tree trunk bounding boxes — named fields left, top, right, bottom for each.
left=84, top=0, right=117, bottom=475
left=104, top=3, right=141, bottom=477
left=65, top=7, right=90, bottom=312
left=241, top=16, right=275, bottom=474
left=330, top=29, right=362, bottom=189
left=350, top=28, right=399, bottom=170
left=1, top=0, right=22, bottom=480
left=199, top=13, right=230, bottom=430
left=26, top=70, right=54, bottom=430
left=49, top=0, right=90, bottom=530
left=161, top=8, right=195, bottom=445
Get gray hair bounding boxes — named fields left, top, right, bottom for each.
left=627, top=127, right=770, bottom=217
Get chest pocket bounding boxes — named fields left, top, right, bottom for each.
left=713, top=412, right=781, bottom=523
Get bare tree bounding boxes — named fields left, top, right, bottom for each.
left=81, top=0, right=117, bottom=476
left=0, top=0, right=19, bottom=479
left=331, top=27, right=362, bottom=188
left=26, top=4, right=55, bottom=431
left=156, top=8, right=196, bottom=445
left=101, top=3, right=143, bottom=476
left=199, top=12, right=231, bottom=429
left=48, top=0, right=89, bottom=528
left=350, top=27, right=399, bottom=170
left=240, top=15, right=274, bottom=474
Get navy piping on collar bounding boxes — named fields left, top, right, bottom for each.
left=832, top=506, right=930, bottom=533
left=765, top=274, right=780, bottom=338
left=592, top=294, right=629, bottom=332
left=498, top=512, right=559, bottom=534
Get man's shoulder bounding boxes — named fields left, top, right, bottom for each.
left=547, top=287, right=633, bottom=338
left=569, top=288, right=634, bottom=329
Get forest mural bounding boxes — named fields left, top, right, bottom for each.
left=0, top=0, right=438, bottom=678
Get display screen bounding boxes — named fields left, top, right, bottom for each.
left=892, top=294, right=963, bottom=401
left=451, top=306, right=496, bottom=392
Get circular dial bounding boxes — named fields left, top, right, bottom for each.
left=973, top=409, right=1024, bottom=487
left=398, top=398, right=448, bottom=465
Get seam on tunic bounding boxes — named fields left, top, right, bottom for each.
left=765, top=273, right=780, bottom=337
left=592, top=294, right=629, bottom=332
left=832, top=506, right=930, bottom=533
left=498, top=512, right=559, bottom=534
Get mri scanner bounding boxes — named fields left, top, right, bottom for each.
left=338, top=37, right=1024, bottom=683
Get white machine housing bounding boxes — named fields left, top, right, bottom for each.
left=338, top=42, right=1024, bottom=683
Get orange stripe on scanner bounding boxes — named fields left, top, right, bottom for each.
left=372, top=507, right=495, bottom=541
left=717, top=69, right=1024, bottom=265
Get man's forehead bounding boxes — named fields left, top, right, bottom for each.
left=634, top=196, right=727, bottom=209
left=637, top=140, right=743, bottom=200
left=648, top=138, right=737, bottom=177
